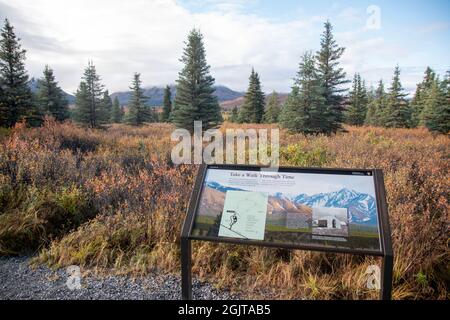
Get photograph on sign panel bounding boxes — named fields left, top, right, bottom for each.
left=191, top=168, right=381, bottom=251
left=312, top=207, right=349, bottom=240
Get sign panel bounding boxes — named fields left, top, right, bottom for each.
left=190, top=166, right=383, bottom=253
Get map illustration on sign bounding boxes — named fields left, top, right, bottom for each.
left=218, top=191, right=268, bottom=240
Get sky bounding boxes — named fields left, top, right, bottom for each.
left=205, top=169, right=377, bottom=196
left=0, top=0, right=449, bottom=95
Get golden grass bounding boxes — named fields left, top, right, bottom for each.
left=0, top=119, right=448, bottom=299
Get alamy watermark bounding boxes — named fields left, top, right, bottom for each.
left=66, top=265, right=82, bottom=290
left=366, top=265, right=381, bottom=290
left=171, top=121, right=280, bottom=169
left=366, top=5, right=381, bottom=30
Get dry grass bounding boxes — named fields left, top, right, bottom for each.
left=0, top=119, right=448, bottom=299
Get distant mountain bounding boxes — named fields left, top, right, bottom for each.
left=206, top=181, right=378, bottom=226
left=291, top=188, right=378, bottom=225
left=220, top=91, right=289, bottom=111
left=110, top=85, right=244, bottom=107
left=28, top=78, right=76, bottom=105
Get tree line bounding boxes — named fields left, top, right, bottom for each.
left=229, top=21, right=449, bottom=134
left=0, top=18, right=168, bottom=128
left=0, top=18, right=448, bottom=134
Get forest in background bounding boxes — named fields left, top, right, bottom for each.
left=0, top=19, right=448, bottom=135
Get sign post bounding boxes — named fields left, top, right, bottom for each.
left=181, top=164, right=393, bottom=300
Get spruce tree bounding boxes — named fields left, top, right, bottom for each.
left=172, top=29, right=222, bottom=132
left=126, top=73, right=152, bottom=126
left=73, top=82, right=90, bottom=125
left=316, top=21, right=349, bottom=134
left=100, top=90, right=113, bottom=124
left=345, top=73, right=368, bottom=126
left=280, top=51, right=327, bottom=134
left=410, top=67, right=437, bottom=127
left=365, top=80, right=386, bottom=126
left=0, top=19, right=36, bottom=127
left=36, top=65, right=69, bottom=121
left=238, top=68, right=265, bottom=123
left=229, top=106, right=239, bottom=123
left=161, top=85, right=172, bottom=122
left=421, top=76, right=449, bottom=134
left=279, top=86, right=301, bottom=132
left=0, top=77, right=4, bottom=125
left=73, top=61, right=105, bottom=128
left=263, top=91, right=281, bottom=123
left=410, top=83, right=424, bottom=127
left=384, top=65, right=410, bottom=128
left=110, top=96, right=123, bottom=123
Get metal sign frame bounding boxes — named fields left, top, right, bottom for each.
left=181, top=164, right=393, bottom=300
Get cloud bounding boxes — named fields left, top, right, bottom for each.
left=337, top=7, right=363, bottom=23
left=416, top=21, right=450, bottom=35
left=0, top=0, right=446, bottom=95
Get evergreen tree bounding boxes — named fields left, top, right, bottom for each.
left=366, top=85, right=375, bottom=105
left=161, top=85, right=172, bottom=122
left=410, top=67, right=437, bottom=127
left=279, top=86, right=301, bottom=132
left=0, top=77, right=4, bottom=125
left=73, top=61, right=105, bottom=128
left=365, top=80, right=386, bottom=126
left=171, top=29, right=222, bottom=132
left=345, top=73, right=368, bottom=126
left=280, top=51, right=327, bottom=134
left=0, top=19, right=37, bottom=127
left=421, top=76, right=449, bottom=134
left=110, top=96, right=124, bottom=123
left=410, top=83, right=425, bottom=127
left=384, top=65, right=410, bottom=128
left=100, top=90, right=113, bottom=124
left=229, top=106, right=239, bottom=123
left=73, top=81, right=90, bottom=125
left=36, top=65, right=69, bottom=121
left=315, top=21, right=350, bottom=134
left=126, top=73, right=152, bottom=125
left=238, top=68, right=265, bottom=123
left=263, top=91, right=281, bottom=123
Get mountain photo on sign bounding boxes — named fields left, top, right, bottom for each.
left=191, top=168, right=381, bottom=251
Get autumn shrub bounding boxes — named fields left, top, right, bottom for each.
left=1, top=120, right=448, bottom=299
left=0, top=185, right=95, bottom=255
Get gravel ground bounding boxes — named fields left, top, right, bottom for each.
left=0, top=257, right=238, bottom=300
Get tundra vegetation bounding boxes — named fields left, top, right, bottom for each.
left=0, top=18, right=449, bottom=300
left=0, top=120, right=448, bottom=299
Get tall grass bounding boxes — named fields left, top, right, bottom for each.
left=0, top=119, right=448, bottom=299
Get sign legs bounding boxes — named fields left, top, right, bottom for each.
left=380, top=254, right=393, bottom=300
left=181, top=238, right=192, bottom=300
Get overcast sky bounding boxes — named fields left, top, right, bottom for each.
left=0, top=0, right=449, bottom=95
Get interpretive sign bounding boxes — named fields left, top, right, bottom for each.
left=181, top=164, right=393, bottom=300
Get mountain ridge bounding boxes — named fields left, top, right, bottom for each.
left=111, top=85, right=245, bottom=107
left=205, top=182, right=378, bottom=226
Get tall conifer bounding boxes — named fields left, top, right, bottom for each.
left=36, top=65, right=69, bottom=121
left=161, top=85, right=172, bottom=122
left=238, top=68, right=265, bottom=123
left=171, top=29, right=222, bottom=132
left=0, top=19, right=36, bottom=126
left=384, top=65, right=410, bottom=128
left=315, top=21, right=349, bottom=133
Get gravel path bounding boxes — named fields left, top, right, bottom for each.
left=0, top=257, right=238, bottom=300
